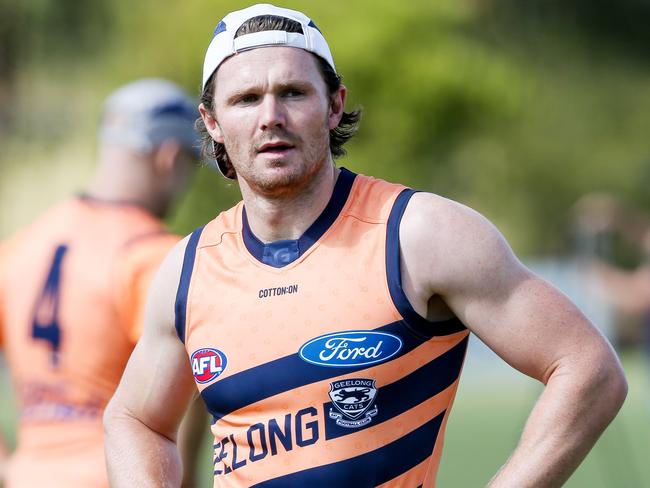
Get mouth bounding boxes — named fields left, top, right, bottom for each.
left=256, top=141, right=295, bottom=155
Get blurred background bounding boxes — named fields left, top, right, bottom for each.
left=1, top=0, right=649, bottom=485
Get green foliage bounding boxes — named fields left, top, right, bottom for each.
left=2, top=0, right=650, bottom=256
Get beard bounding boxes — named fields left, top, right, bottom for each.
left=227, top=121, right=332, bottom=198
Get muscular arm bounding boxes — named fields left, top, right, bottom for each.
left=400, top=193, right=627, bottom=488
left=104, top=238, right=197, bottom=487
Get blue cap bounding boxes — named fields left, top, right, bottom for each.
left=99, top=78, right=200, bottom=157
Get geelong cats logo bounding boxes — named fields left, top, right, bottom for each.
left=328, top=378, right=378, bottom=428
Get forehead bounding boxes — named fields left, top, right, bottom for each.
left=214, top=46, right=324, bottom=95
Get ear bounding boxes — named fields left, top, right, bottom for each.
left=153, top=140, right=182, bottom=175
left=199, top=103, right=224, bottom=144
left=328, top=84, right=347, bottom=131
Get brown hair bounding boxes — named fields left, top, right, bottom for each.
left=196, top=15, right=361, bottom=179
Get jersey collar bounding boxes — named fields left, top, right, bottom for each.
left=242, top=167, right=357, bottom=268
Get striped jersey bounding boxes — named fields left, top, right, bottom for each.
left=176, top=168, right=469, bottom=487
left=0, top=196, right=178, bottom=488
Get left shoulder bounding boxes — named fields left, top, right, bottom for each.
left=401, top=191, right=498, bottom=239
left=399, top=192, right=525, bottom=296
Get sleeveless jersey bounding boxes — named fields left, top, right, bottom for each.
left=0, top=196, right=178, bottom=488
left=177, top=169, right=469, bottom=487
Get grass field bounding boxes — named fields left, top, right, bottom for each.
left=438, top=345, right=650, bottom=487
left=1, top=345, right=648, bottom=487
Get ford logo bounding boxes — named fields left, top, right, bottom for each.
left=299, top=331, right=403, bottom=367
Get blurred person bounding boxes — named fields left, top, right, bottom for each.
left=572, top=192, right=650, bottom=350
left=0, top=78, right=204, bottom=488
left=104, top=5, right=627, bottom=487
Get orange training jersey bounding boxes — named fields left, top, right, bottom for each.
left=0, top=196, right=179, bottom=488
left=177, top=168, right=469, bottom=487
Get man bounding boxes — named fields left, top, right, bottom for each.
left=104, top=5, right=627, bottom=487
left=0, top=78, right=203, bottom=487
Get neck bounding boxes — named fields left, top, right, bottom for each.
left=240, top=163, right=340, bottom=243
left=85, top=145, right=164, bottom=217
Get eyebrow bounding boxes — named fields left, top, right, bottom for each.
left=224, top=80, right=316, bottom=104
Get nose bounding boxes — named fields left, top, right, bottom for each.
left=258, top=94, right=286, bottom=131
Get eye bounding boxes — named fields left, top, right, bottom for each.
left=282, top=88, right=305, bottom=98
left=236, top=93, right=259, bottom=105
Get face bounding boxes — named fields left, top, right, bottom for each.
left=200, top=47, right=345, bottom=196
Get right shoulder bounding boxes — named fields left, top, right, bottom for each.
left=144, top=224, right=210, bottom=340
left=143, top=234, right=193, bottom=338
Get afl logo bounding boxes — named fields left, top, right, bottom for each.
left=191, top=348, right=227, bottom=384
left=299, top=331, right=402, bottom=367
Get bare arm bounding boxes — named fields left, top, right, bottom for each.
left=104, top=237, right=197, bottom=487
left=400, top=193, right=628, bottom=488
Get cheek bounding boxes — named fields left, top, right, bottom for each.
left=220, top=123, right=254, bottom=162
left=299, top=105, right=331, bottom=136
left=219, top=111, right=254, bottom=140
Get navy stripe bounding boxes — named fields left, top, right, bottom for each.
left=242, top=168, right=357, bottom=267
left=323, top=335, right=468, bottom=440
left=307, top=20, right=322, bottom=33
left=201, top=321, right=465, bottom=423
left=203, top=321, right=422, bottom=421
left=250, top=410, right=446, bottom=487
left=212, top=20, right=227, bottom=39
left=174, top=226, right=205, bottom=344
left=386, top=189, right=467, bottom=339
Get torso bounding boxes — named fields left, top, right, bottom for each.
left=178, top=169, right=469, bottom=487
left=0, top=196, right=175, bottom=488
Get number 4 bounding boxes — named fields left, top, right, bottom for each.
left=31, top=244, right=68, bottom=366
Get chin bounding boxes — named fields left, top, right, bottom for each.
left=252, top=163, right=315, bottom=196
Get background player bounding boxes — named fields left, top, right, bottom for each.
left=572, top=193, right=650, bottom=370
left=104, top=5, right=628, bottom=487
left=0, top=78, right=204, bottom=488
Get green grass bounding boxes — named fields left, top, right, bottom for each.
left=1, top=350, right=648, bottom=487
left=439, top=348, right=650, bottom=487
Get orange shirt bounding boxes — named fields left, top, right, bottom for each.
left=0, top=196, right=179, bottom=488
left=177, top=169, right=469, bottom=487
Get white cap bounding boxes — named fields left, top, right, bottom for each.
left=202, top=3, right=336, bottom=90
left=99, top=78, right=200, bottom=157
